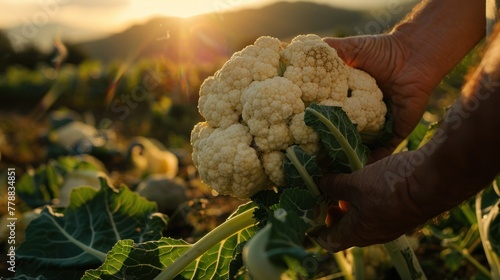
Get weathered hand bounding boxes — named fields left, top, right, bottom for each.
left=315, top=0, right=490, bottom=253
left=312, top=151, right=450, bottom=252
left=324, top=34, right=441, bottom=160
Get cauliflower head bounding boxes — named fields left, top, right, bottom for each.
left=191, top=34, right=387, bottom=199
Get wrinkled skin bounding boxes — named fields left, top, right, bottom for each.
left=313, top=152, right=436, bottom=251
left=316, top=0, right=488, bottom=249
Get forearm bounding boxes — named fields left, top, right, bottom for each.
left=392, top=0, right=485, bottom=86
left=412, top=26, right=500, bottom=214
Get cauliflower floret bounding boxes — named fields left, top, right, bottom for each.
left=191, top=123, right=270, bottom=198
left=282, top=34, right=348, bottom=102
left=191, top=122, right=213, bottom=168
left=253, top=123, right=293, bottom=152
left=261, top=151, right=286, bottom=187
left=289, top=112, right=320, bottom=154
left=198, top=78, right=242, bottom=129
left=318, top=68, right=386, bottom=133
left=191, top=34, right=388, bottom=199
left=241, top=77, right=304, bottom=152
left=343, top=67, right=386, bottom=132
left=198, top=37, right=283, bottom=129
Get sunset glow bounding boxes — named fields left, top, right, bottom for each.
left=0, top=0, right=400, bottom=31
left=123, top=0, right=229, bottom=20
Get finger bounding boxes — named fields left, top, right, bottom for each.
left=322, top=37, right=351, bottom=63
left=322, top=37, right=364, bottom=66
left=338, top=200, right=350, bottom=211
left=313, top=211, right=356, bottom=252
left=318, top=173, right=354, bottom=201
left=325, top=205, right=346, bottom=226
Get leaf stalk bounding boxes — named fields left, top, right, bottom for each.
left=153, top=207, right=256, bottom=280
left=305, top=107, right=364, bottom=171
left=285, top=146, right=321, bottom=197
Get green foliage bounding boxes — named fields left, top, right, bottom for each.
left=17, top=156, right=102, bottom=208
left=251, top=189, right=283, bottom=228
left=0, top=55, right=208, bottom=150
left=151, top=206, right=257, bottom=280
left=267, top=210, right=311, bottom=260
left=284, top=146, right=322, bottom=191
left=17, top=178, right=167, bottom=279
left=488, top=205, right=500, bottom=257
left=268, top=190, right=318, bottom=259
left=228, top=243, right=247, bottom=280
left=406, top=121, right=432, bottom=151
left=83, top=224, right=255, bottom=280
left=479, top=182, right=500, bottom=278
left=304, top=104, right=368, bottom=172
left=398, top=118, right=438, bottom=152
left=82, top=239, right=172, bottom=280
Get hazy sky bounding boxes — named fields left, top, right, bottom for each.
left=0, top=0, right=410, bottom=33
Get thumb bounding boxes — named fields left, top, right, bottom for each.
left=323, top=36, right=367, bottom=67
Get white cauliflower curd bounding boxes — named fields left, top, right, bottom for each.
left=191, top=34, right=387, bottom=199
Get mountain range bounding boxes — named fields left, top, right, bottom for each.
left=3, top=1, right=417, bottom=62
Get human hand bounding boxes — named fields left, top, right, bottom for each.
left=312, top=151, right=453, bottom=252
left=324, top=34, right=442, bottom=160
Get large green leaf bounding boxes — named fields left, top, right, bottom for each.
left=16, top=178, right=167, bottom=280
left=82, top=226, right=257, bottom=279
left=304, top=104, right=368, bottom=172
